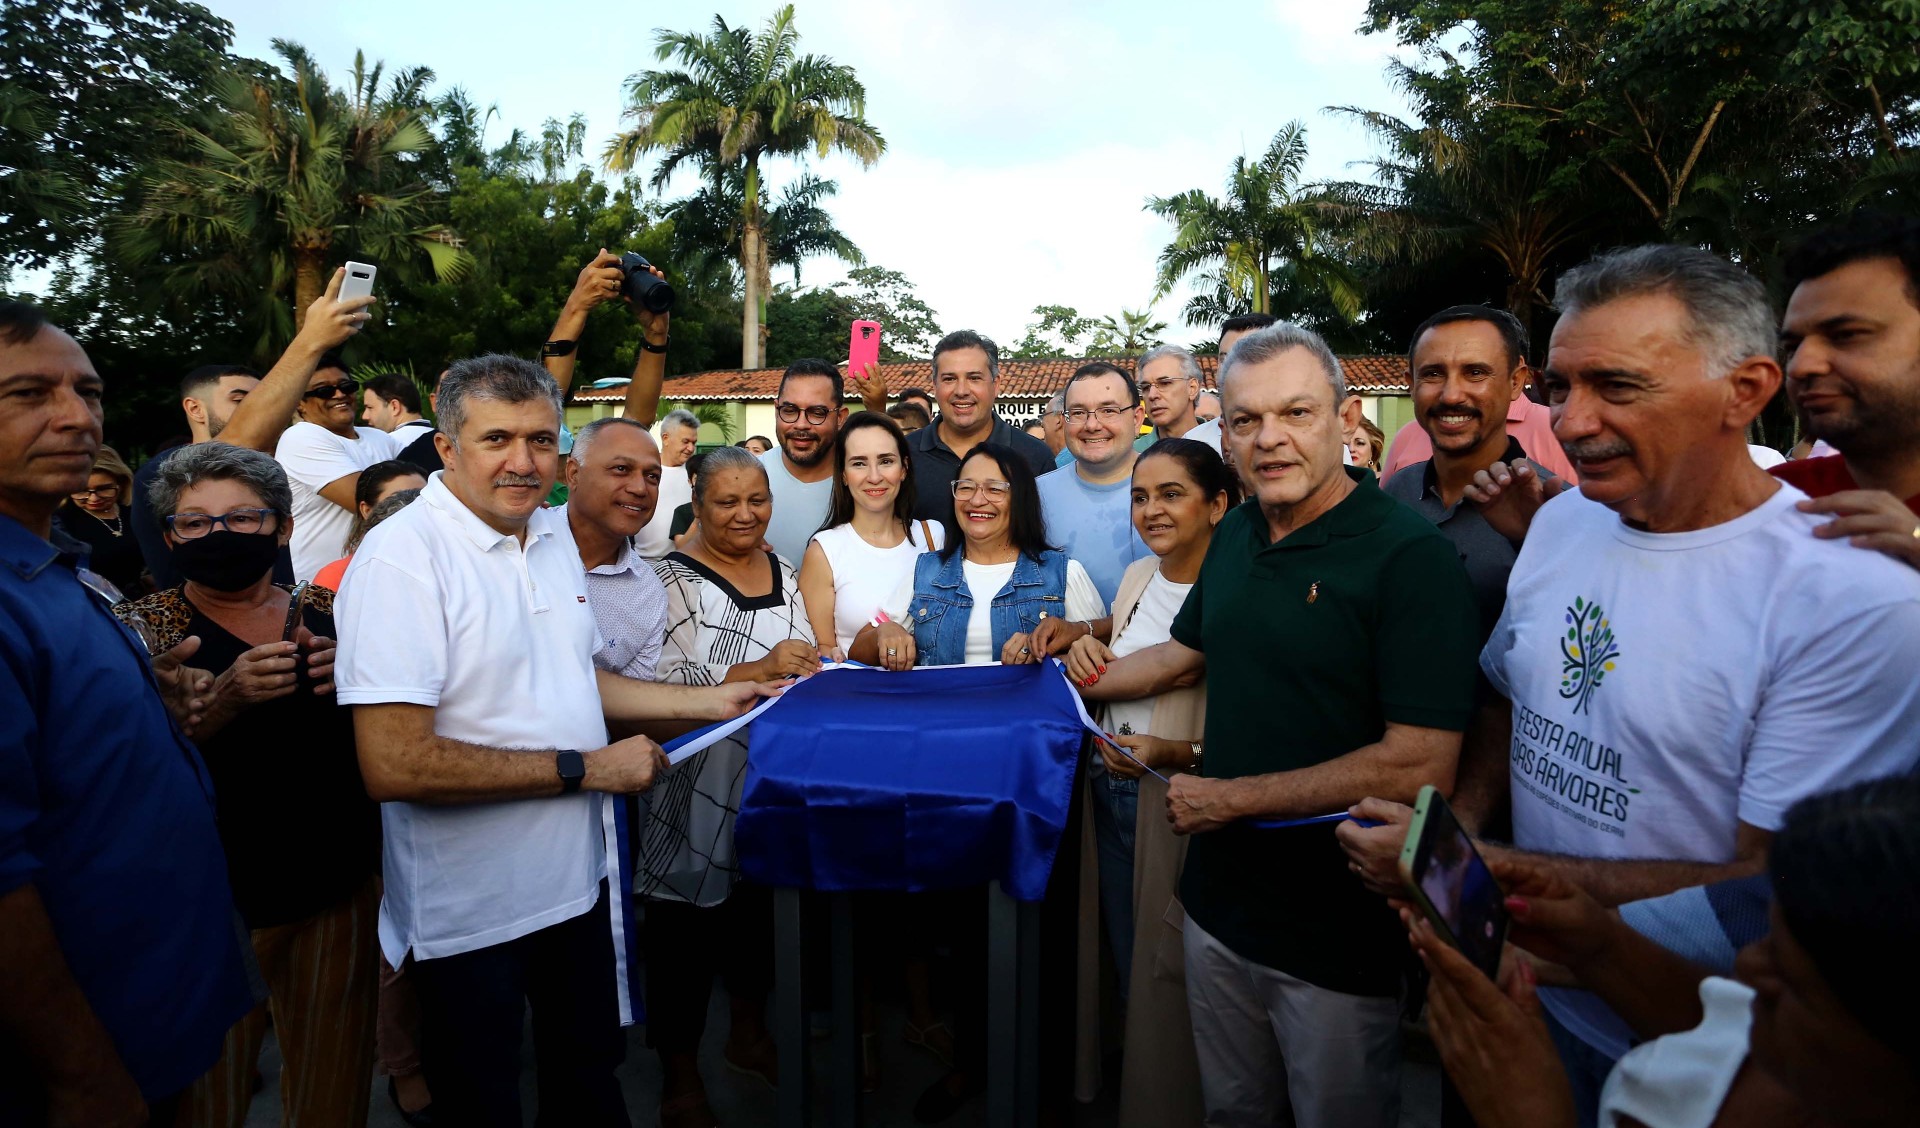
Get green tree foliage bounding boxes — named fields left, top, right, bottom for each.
left=0, top=0, right=237, bottom=270
left=830, top=266, right=942, bottom=361
left=1009, top=305, right=1096, bottom=358
left=111, top=42, right=473, bottom=355
left=604, top=4, right=884, bottom=369
left=1146, top=122, right=1362, bottom=329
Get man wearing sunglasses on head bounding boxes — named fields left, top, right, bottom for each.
left=274, top=352, right=403, bottom=580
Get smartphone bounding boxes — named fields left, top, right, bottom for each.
left=339, top=261, right=377, bottom=303
left=1398, top=785, right=1508, bottom=979
left=281, top=581, right=310, bottom=644
left=849, top=319, right=881, bottom=373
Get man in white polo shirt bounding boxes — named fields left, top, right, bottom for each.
left=336, top=355, right=772, bottom=1127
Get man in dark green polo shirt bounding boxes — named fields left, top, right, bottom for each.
left=1080, top=322, right=1479, bottom=1128
left=904, top=330, right=1056, bottom=519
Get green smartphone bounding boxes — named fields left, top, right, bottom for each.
left=1397, top=784, right=1508, bottom=979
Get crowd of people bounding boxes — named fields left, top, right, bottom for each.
left=4, top=210, right=1920, bottom=1128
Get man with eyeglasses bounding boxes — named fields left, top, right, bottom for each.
left=275, top=352, right=403, bottom=580
left=759, top=358, right=847, bottom=565
left=1034, top=362, right=1152, bottom=609
left=1136, top=344, right=1207, bottom=443
left=904, top=330, right=1055, bottom=520
left=0, top=301, right=255, bottom=1127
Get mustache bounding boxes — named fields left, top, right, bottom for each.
left=1562, top=438, right=1633, bottom=462
left=493, top=473, right=544, bottom=488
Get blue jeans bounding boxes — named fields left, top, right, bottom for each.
left=1089, top=768, right=1138, bottom=1003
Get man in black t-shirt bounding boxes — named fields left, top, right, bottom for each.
left=902, top=330, right=1055, bottom=520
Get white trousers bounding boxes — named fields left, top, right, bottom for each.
left=1183, top=914, right=1403, bottom=1128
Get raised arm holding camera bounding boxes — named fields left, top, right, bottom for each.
left=542, top=249, right=673, bottom=427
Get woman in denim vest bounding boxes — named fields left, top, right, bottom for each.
left=857, top=442, right=1104, bottom=669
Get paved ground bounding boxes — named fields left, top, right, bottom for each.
left=243, top=991, right=1442, bottom=1127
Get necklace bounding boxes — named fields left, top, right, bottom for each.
left=82, top=508, right=123, bottom=537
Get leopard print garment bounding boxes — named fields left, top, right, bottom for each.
left=114, top=584, right=337, bottom=653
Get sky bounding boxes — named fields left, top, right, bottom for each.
left=205, top=0, right=1420, bottom=349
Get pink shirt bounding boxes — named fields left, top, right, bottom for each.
left=1380, top=396, right=1579, bottom=484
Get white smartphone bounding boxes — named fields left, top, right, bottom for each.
left=339, top=261, right=377, bottom=303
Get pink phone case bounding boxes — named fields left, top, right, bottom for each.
left=849, top=320, right=882, bottom=373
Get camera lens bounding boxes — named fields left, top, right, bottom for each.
left=619, top=253, right=676, bottom=314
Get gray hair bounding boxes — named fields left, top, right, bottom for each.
left=1043, top=390, right=1066, bottom=415
left=1553, top=245, right=1774, bottom=378
left=690, top=444, right=768, bottom=505
left=1136, top=343, right=1204, bottom=386
left=437, top=354, right=563, bottom=447
left=1218, top=322, right=1347, bottom=403
left=346, top=487, right=421, bottom=554
left=571, top=416, right=657, bottom=465
left=148, top=441, right=292, bottom=521
left=659, top=408, right=701, bottom=438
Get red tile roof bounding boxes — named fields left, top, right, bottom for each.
left=572, top=354, right=1410, bottom=403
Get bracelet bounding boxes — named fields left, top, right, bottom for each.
left=541, top=339, right=578, bottom=358
left=641, top=338, right=669, bottom=354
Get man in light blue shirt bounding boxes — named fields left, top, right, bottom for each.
left=1036, top=362, right=1152, bottom=607
left=759, top=359, right=845, bottom=566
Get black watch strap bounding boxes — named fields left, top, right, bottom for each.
left=556, top=749, right=586, bottom=794
left=641, top=338, right=669, bottom=354
left=542, top=339, right=578, bottom=358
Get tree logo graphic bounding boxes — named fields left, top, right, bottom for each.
left=1560, top=597, right=1621, bottom=715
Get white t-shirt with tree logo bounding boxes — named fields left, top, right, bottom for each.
left=1482, top=483, right=1920, bottom=863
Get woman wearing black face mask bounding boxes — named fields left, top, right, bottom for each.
left=114, top=443, right=381, bottom=1127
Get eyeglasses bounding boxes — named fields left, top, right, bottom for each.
left=72, top=486, right=120, bottom=500
left=951, top=479, right=1011, bottom=500
left=776, top=402, right=834, bottom=424
left=76, top=567, right=156, bottom=655
left=301, top=378, right=360, bottom=401
left=164, top=508, right=278, bottom=539
left=1136, top=376, right=1190, bottom=394
left=1063, top=406, right=1134, bottom=426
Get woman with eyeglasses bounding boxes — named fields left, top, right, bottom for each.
left=276, top=353, right=403, bottom=581
left=855, top=443, right=1104, bottom=669
left=799, top=411, right=944, bottom=662
left=113, top=442, right=380, bottom=1127
left=54, top=443, right=146, bottom=595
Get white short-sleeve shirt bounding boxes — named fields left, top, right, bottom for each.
left=276, top=421, right=401, bottom=580
left=335, top=474, right=611, bottom=965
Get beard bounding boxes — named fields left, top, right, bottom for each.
left=782, top=433, right=834, bottom=468
left=206, top=412, right=230, bottom=439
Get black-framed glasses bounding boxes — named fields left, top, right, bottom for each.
left=776, top=402, right=834, bottom=424
left=72, top=485, right=121, bottom=500
left=302, top=378, right=359, bottom=401
left=951, top=479, right=1011, bottom=500
left=164, top=508, right=278, bottom=539
left=1063, top=406, right=1133, bottom=426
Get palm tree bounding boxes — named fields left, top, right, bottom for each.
left=114, top=41, right=472, bottom=350
left=604, top=5, right=884, bottom=369
left=1088, top=306, right=1167, bottom=353
left=669, top=167, right=864, bottom=358
left=1146, top=122, right=1360, bottom=328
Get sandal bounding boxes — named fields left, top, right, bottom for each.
left=902, top=1019, right=955, bottom=1067
left=659, top=1090, right=720, bottom=1128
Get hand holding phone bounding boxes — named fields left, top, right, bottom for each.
left=1398, top=785, right=1508, bottom=979
left=282, top=582, right=311, bottom=644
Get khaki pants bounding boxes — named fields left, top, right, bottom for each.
left=1184, top=914, right=1402, bottom=1128
left=188, top=877, right=379, bottom=1128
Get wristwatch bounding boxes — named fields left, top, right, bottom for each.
left=556, top=749, right=586, bottom=794
left=541, top=339, right=579, bottom=358
left=1186, top=740, right=1204, bottom=767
